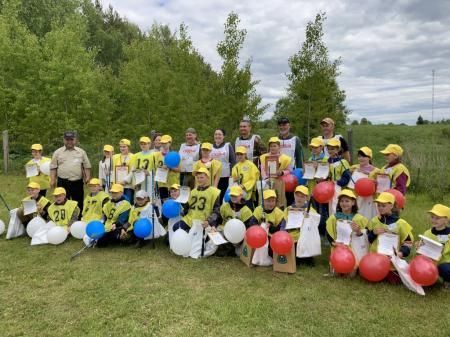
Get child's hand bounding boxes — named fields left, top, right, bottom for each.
left=350, top=222, right=361, bottom=234
left=373, top=227, right=386, bottom=235
left=415, top=240, right=424, bottom=249
left=120, top=229, right=128, bottom=240
left=111, top=224, right=116, bottom=231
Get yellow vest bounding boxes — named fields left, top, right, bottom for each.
left=326, top=213, right=368, bottom=243
left=112, top=153, right=134, bottom=183
left=153, top=151, right=181, bottom=188
left=330, top=159, right=350, bottom=182
left=182, top=186, right=220, bottom=227
left=260, top=153, right=292, bottom=173
left=378, top=163, right=411, bottom=188
left=102, top=199, right=132, bottom=231
left=253, top=206, right=285, bottom=233
left=26, top=157, right=51, bottom=190
left=423, top=229, right=450, bottom=265
left=306, top=155, right=329, bottom=191
left=127, top=203, right=149, bottom=231
left=81, top=191, right=110, bottom=222
left=368, top=217, right=414, bottom=253
left=48, top=200, right=79, bottom=227
left=284, top=205, right=317, bottom=241
left=220, top=202, right=253, bottom=226
left=231, top=160, right=260, bottom=200
left=131, top=152, right=155, bottom=171
left=22, top=195, right=50, bottom=217
left=193, top=159, right=222, bottom=186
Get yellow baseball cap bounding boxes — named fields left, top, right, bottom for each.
left=110, top=183, right=124, bottom=193
left=380, top=144, right=403, bottom=156
left=103, top=144, right=114, bottom=152
left=53, top=187, right=66, bottom=196
left=428, top=204, right=450, bottom=219
left=375, top=192, right=395, bottom=204
left=201, top=142, right=213, bottom=151
left=229, top=185, right=243, bottom=196
left=236, top=146, right=247, bottom=154
left=139, top=136, right=151, bottom=144
left=268, top=136, right=281, bottom=144
left=320, top=117, right=335, bottom=125
left=309, top=137, right=324, bottom=147
left=119, top=139, right=131, bottom=147
left=263, top=189, right=277, bottom=200
left=339, top=189, right=357, bottom=200
left=160, top=135, right=172, bottom=143
left=27, top=182, right=41, bottom=189
left=31, top=144, right=43, bottom=151
left=327, top=138, right=341, bottom=147
left=170, top=183, right=181, bottom=190
left=194, top=167, right=210, bottom=177
left=358, top=146, right=373, bottom=158
left=294, top=185, right=309, bottom=196
left=88, top=178, right=101, bottom=186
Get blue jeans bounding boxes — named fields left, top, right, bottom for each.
left=438, top=263, right=450, bottom=282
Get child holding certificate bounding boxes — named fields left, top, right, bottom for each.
left=367, top=192, right=414, bottom=283
left=419, top=204, right=450, bottom=289
left=26, top=144, right=51, bottom=197
left=16, top=182, right=51, bottom=227
left=113, top=139, right=134, bottom=202
left=153, top=135, right=181, bottom=201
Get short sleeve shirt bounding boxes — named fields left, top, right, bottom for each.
left=50, top=146, right=91, bottom=181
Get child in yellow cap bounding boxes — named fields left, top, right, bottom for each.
left=376, top=144, right=410, bottom=195
left=99, top=145, right=114, bottom=191
left=17, top=182, right=51, bottom=226
left=48, top=187, right=80, bottom=231
left=418, top=204, right=450, bottom=289
left=193, top=142, right=222, bottom=188
left=326, top=138, right=351, bottom=187
left=367, top=192, right=414, bottom=283
left=231, top=146, right=260, bottom=209
left=81, top=178, right=110, bottom=222
left=26, top=144, right=51, bottom=197
left=130, top=137, right=154, bottom=183
left=124, top=190, right=152, bottom=248
left=113, top=139, right=134, bottom=202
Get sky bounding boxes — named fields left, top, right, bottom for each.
left=101, top=0, right=450, bottom=125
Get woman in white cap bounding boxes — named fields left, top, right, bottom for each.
left=179, top=127, right=200, bottom=189
left=211, top=128, right=236, bottom=202
left=26, top=144, right=51, bottom=197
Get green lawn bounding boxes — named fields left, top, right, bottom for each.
left=0, top=174, right=449, bottom=337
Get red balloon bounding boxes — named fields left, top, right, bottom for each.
left=245, top=225, right=267, bottom=249
left=386, top=188, right=406, bottom=209
left=409, top=255, right=439, bottom=286
left=270, top=231, right=293, bottom=255
left=312, top=181, right=335, bottom=203
left=355, top=178, right=376, bottom=197
left=280, top=173, right=298, bottom=193
left=330, top=245, right=356, bottom=274
left=359, top=253, right=391, bottom=282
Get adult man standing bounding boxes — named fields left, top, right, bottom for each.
left=50, top=131, right=91, bottom=215
left=277, top=117, right=304, bottom=169
left=234, top=119, right=266, bottom=165
left=318, top=117, right=351, bottom=163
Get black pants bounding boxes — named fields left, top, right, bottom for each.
left=217, top=177, right=229, bottom=203
left=57, top=178, right=84, bottom=218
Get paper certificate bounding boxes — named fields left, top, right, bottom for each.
left=347, top=171, right=368, bottom=189
left=155, top=167, right=169, bottom=183
left=377, top=233, right=399, bottom=256
left=23, top=200, right=37, bottom=215
left=336, top=220, right=352, bottom=245
left=376, top=174, right=391, bottom=193
left=417, top=235, right=443, bottom=261
left=115, top=166, right=128, bottom=184
left=302, top=162, right=315, bottom=180
left=286, top=209, right=305, bottom=229
left=207, top=231, right=228, bottom=245
left=25, top=164, right=39, bottom=178
left=133, top=170, right=146, bottom=185
left=175, top=186, right=190, bottom=204
left=265, top=155, right=279, bottom=178
left=314, top=162, right=329, bottom=179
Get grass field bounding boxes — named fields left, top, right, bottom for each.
left=0, top=174, right=449, bottom=337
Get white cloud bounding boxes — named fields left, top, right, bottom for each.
left=100, top=0, right=450, bottom=125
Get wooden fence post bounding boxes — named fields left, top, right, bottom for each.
left=2, top=130, right=9, bottom=174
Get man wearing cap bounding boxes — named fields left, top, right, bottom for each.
left=179, top=128, right=200, bottom=189
left=112, top=139, right=134, bottom=202
left=173, top=167, right=222, bottom=232
left=50, top=131, right=91, bottom=216
left=277, top=117, right=304, bottom=169
left=153, top=135, right=181, bottom=200
left=81, top=178, right=110, bottom=222
left=231, top=146, right=260, bottom=208
left=27, top=143, right=51, bottom=197
left=97, top=183, right=132, bottom=247
left=234, top=119, right=266, bottom=165
left=17, top=182, right=51, bottom=226
left=48, top=187, right=80, bottom=230
left=318, top=117, right=350, bottom=163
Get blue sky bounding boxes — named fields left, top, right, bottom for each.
left=101, top=0, right=450, bottom=124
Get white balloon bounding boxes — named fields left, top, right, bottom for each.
left=224, top=219, right=246, bottom=244
left=70, top=221, right=86, bottom=239
left=39, top=161, right=50, bottom=176
left=26, top=217, right=46, bottom=238
left=83, top=234, right=93, bottom=247
left=0, top=219, right=5, bottom=235
left=171, top=229, right=191, bottom=256
left=47, top=226, right=68, bottom=245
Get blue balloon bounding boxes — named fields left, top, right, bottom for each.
left=162, top=199, right=181, bottom=219
left=86, top=220, right=105, bottom=239
left=223, top=187, right=231, bottom=202
left=164, top=151, right=181, bottom=169
left=133, top=218, right=153, bottom=239
left=293, top=168, right=307, bottom=186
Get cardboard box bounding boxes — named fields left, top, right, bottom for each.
left=273, top=245, right=296, bottom=273
left=240, top=238, right=255, bottom=267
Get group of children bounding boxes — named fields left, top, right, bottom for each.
left=15, top=134, right=450, bottom=289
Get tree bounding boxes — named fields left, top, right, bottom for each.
left=351, top=120, right=359, bottom=125
left=360, top=117, right=372, bottom=125
left=274, top=12, right=348, bottom=142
